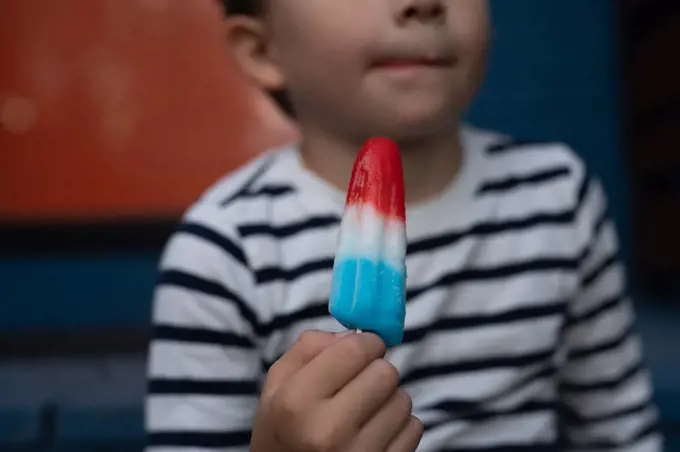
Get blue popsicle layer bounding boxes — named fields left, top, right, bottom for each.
left=329, top=257, right=406, bottom=347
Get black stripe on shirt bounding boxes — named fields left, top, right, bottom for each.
left=575, top=170, right=591, bottom=212
left=402, top=300, right=567, bottom=344
left=424, top=363, right=557, bottom=417
left=239, top=215, right=340, bottom=239
left=148, top=378, right=259, bottom=395
left=152, top=324, right=255, bottom=348
left=407, top=258, right=577, bottom=301
left=147, top=430, right=251, bottom=448
left=566, top=418, right=659, bottom=450
left=254, top=257, right=334, bottom=284
left=592, top=207, right=609, bottom=240
left=239, top=184, right=296, bottom=200
left=567, top=322, right=635, bottom=361
left=581, top=252, right=618, bottom=288
left=259, top=302, right=329, bottom=336
left=496, top=363, right=558, bottom=402
left=425, top=399, right=557, bottom=429
left=560, top=360, right=643, bottom=393
left=485, top=139, right=561, bottom=155
left=567, top=293, right=622, bottom=326
left=157, top=270, right=261, bottom=333
left=219, top=155, right=279, bottom=207
left=564, top=396, right=655, bottom=425
left=476, top=166, right=571, bottom=195
left=406, top=211, right=575, bottom=256
left=576, top=196, right=610, bottom=267
left=178, top=222, right=248, bottom=267
left=400, top=348, right=555, bottom=386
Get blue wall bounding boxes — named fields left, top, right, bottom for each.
left=0, top=254, right=158, bottom=330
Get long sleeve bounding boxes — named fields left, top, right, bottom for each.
left=558, top=174, right=662, bottom=451
left=145, top=208, right=262, bottom=452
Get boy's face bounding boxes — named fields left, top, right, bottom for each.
left=231, top=0, right=489, bottom=141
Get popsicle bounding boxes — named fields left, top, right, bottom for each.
left=329, top=137, right=407, bottom=347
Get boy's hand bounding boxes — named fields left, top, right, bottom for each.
left=250, top=330, right=423, bottom=452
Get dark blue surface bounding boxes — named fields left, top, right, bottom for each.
left=0, top=254, right=158, bottom=330
left=56, top=406, right=144, bottom=443
left=0, top=409, right=40, bottom=445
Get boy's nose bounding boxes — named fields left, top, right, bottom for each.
left=394, top=0, right=446, bottom=25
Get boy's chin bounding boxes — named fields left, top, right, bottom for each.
left=367, top=107, right=456, bottom=142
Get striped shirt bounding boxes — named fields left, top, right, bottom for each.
left=145, top=125, right=662, bottom=451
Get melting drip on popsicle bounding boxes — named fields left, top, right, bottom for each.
left=329, top=137, right=407, bottom=347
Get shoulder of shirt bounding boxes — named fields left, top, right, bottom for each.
left=467, top=124, right=590, bottom=200
left=178, top=144, right=299, bottom=238
left=469, top=125, right=587, bottom=176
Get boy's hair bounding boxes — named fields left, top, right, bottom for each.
left=222, top=0, right=294, bottom=116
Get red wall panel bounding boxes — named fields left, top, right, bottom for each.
left=0, top=0, right=296, bottom=221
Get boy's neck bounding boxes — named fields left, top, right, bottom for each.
left=299, top=125, right=463, bottom=205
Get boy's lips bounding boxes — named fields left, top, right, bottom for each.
left=374, top=57, right=449, bottom=68
left=371, top=51, right=456, bottom=70
left=370, top=55, right=455, bottom=79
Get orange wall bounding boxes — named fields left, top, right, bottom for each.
left=0, top=0, right=296, bottom=221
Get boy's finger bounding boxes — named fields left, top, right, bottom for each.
left=328, top=359, right=401, bottom=433
left=351, top=390, right=412, bottom=451
left=264, top=330, right=350, bottom=395
left=386, top=416, right=424, bottom=452
left=289, top=332, right=387, bottom=399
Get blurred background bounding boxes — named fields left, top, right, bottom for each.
left=0, top=0, right=678, bottom=450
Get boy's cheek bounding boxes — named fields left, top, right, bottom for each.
left=446, top=1, right=491, bottom=56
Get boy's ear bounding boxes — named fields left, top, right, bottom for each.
left=225, top=16, right=285, bottom=91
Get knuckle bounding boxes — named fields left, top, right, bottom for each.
left=397, top=389, right=413, bottom=414
left=299, top=406, right=354, bottom=452
left=344, top=333, right=366, bottom=356
left=344, top=333, right=376, bottom=363
left=411, top=416, right=425, bottom=436
left=296, top=330, right=330, bottom=363
left=297, top=330, right=319, bottom=351
left=373, top=359, right=400, bottom=389
left=270, top=386, right=303, bottom=420
left=300, top=424, right=335, bottom=452
left=364, top=332, right=387, bottom=356
left=271, top=390, right=338, bottom=452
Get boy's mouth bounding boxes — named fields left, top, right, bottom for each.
left=371, top=53, right=456, bottom=70
left=369, top=58, right=455, bottom=80
left=375, top=59, right=446, bottom=68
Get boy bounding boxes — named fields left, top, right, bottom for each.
left=145, top=0, right=662, bottom=450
